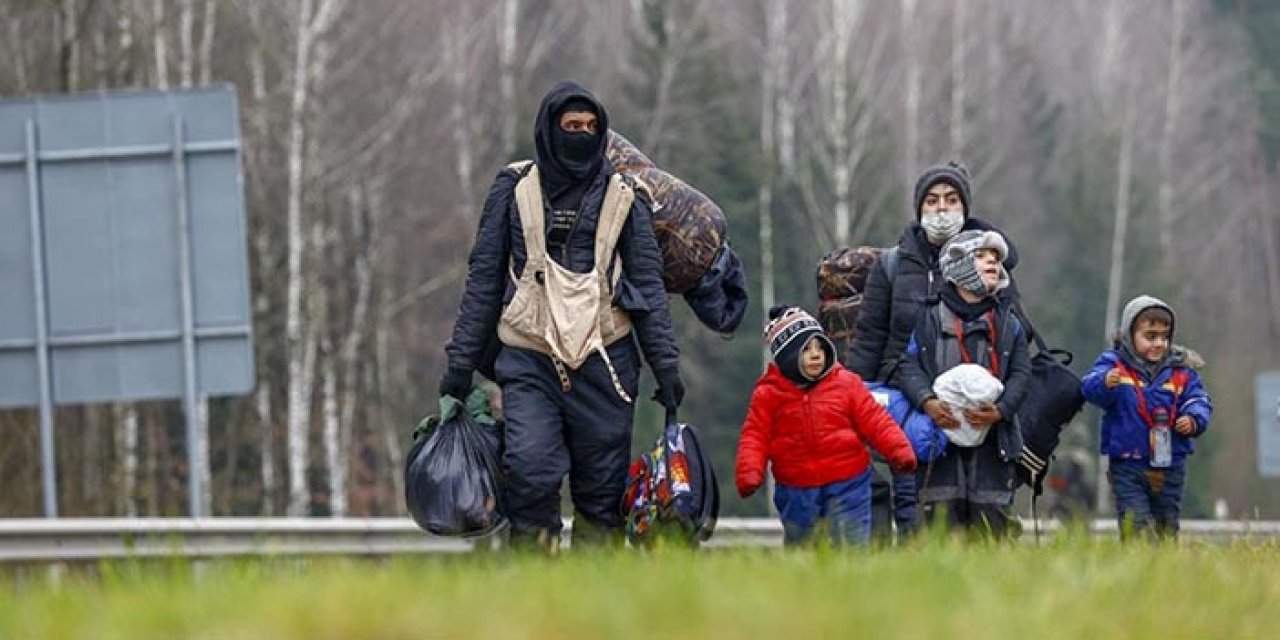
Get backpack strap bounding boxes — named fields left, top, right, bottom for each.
left=509, top=161, right=547, bottom=261
left=879, top=246, right=900, bottom=283
left=594, top=173, right=634, bottom=276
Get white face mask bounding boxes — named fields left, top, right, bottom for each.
left=922, top=210, right=965, bottom=244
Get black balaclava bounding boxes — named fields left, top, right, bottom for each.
left=533, top=81, right=609, bottom=209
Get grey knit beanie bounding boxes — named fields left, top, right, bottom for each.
left=914, top=161, right=973, bottom=220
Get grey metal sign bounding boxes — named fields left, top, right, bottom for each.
left=0, top=86, right=254, bottom=517
left=1258, top=372, right=1280, bottom=478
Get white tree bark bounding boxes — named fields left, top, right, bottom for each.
left=1099, top=95, right=1135, bottom=516
left=950, top=0, right=966, bottom=157
left=152, top=0, right=168, bottom=88
left=901, top=0, right=919, bottom=200
left=498, top=0, right=520, bottom=157
left=117, top=405, right=139, bottom=517
left=445, top=9, right=476, bottom=218
left=829, top=0, right=852, bottom=246
left=335, top=184, right=371, bottom=516
left=60, top=0, right=81, bottom=91
left=257, top=381, right=275, bottom=515
left=115, top=1, right=135, bottom=87
left=322, top=343, right=343, bottom=516
left=285, top=0, right=319, bottom=517
left=1157, top=0, right=1186, bottom=259
left=759, top=0, right=785, bottom=339
left=196, top=394, right=211, bottom=515
left=179, top=0, right=194, bottom=86
left=285, top=0, right=347, bottom=516
left=199, top=0, right=216, bottom=85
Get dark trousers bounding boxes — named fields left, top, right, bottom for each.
left=493, top=339, right=640, bottom=547
left=869, top=465, right=919, bottom=543
left=1108, top=458, right=1186, bottom=540
left=917, top=437, right=1017, bottom=538
left=773, top=470, right=874, bottom=546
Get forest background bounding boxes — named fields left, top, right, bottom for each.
left=0, top=0, right=1277, bottom=521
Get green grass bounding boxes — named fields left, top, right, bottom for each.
left=3, top=535, right=1279, bottom=639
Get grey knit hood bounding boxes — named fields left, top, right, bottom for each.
left=1117, top=295, right=1176, bottom=377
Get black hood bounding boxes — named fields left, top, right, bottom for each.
left=533, top=80, right=610, bottom=206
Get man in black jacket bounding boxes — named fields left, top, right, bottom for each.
left=846, top=161, right=1020, bottom=540
left=439, top=81, right=684, bottom=549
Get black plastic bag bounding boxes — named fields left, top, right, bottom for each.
left=404, top=407, right=506, bottom=537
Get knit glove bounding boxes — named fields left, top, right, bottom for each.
left=438, top=367, right=473, bottom=403
left=652, top=366, right=685, bottom=411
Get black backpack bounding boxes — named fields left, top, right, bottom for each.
left=621, top=412, right=719, bottom=546
left=1012, top=302, right=1086, bottom=495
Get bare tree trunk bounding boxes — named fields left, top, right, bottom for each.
left=117, top=405, right=139, bottom=517
left=498, top=0, right=520, bottom=157
left=901, top=0, right=920, bottom=200
left=285, top=0, right=318, bottom=517
left=257, top=382, right=275, bottom=515
left=179, top=0, right=194, bottom=86
left=5, top=5, right=30, bottom=92
left=376, top=296, right=405, bottom=512
left=446, top=10, right=476, bottom=218
left=152, top=0, right=168, bottom=88
left=950, top=0, right=966, bottom=156
left=775, top=7, right=795, bottom=180
left=199, top=0, right=216, bottom=84
left=60, top=0, right=81, bottom=92
left=322, top=344, right=344, bottom=516
left=1098, top=96, right=1135, bottom=517
left=195, top=395, right=210, bottom=514
left=759, top=0, right=784, bottom=340
left=92, top=16, right=108, bottom=89
left=829, top=0, right=852, bottom=246
left=336, top=184, right=371, bottom=516
left=146, top=412, right=161, bottom=515
left=114, top=0, right=135, bottom=87
left=1157, top=0, right=1186, bottom=261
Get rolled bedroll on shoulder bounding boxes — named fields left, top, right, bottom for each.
left=814, top=246, right=885, bottom=355
left=606, top=130, right=747, bottom=334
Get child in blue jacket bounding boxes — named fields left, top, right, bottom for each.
left=1081, top=295, right=1212, bottom=540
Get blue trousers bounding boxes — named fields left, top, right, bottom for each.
left=1108, top=458, right=1186, bottom=540
left=773, top=470, right=873, bottom=546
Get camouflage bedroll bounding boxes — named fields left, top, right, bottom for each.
left=815, top=246, right=883, bottom=301
left=817, top=296, right=862, bottom=359
left=607, top=130, right=727, bottom=294
left=815, top=246, right=885, bottom=356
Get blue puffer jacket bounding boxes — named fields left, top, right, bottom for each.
left=1081, top=349, right=1212, bottom=465
left=863, top=382, right=947, bottom=463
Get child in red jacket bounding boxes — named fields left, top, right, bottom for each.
left=736, top=306, right=918, bottom=545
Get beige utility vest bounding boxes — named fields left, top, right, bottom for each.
left=497, top=162, right=635, bottom=401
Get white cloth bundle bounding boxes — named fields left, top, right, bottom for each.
left=932, top=363, right=1003, bottom=447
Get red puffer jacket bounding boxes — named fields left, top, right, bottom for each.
left=735, top=362, right=916, bottom=497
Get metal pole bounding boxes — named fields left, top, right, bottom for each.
left=172, top=114, right=203, bottom=518
left=26, top=120, right=57, bottom=518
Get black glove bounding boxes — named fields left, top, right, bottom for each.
left=652, top=366, right=685, bottom=411
left=438, top=367, right=473, bottom=402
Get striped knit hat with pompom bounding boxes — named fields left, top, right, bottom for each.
left=764, top=305, right=836, bottom=385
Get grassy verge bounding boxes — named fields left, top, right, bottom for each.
left=3, top=534, right=1279, bottom=639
